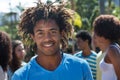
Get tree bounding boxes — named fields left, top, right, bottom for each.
left=76, top=0, right=99, bottom=31
left=112, top=6, right=120, bottom=19
left=99, top=0, right=105, bottom=14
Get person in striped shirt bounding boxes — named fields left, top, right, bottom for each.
left=74, top=30, right=97, bottom=80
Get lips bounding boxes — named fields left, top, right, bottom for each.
left=42, top=42, right=55, bottom=47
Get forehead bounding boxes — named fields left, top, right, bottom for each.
left=77, top=38, right=84, bottom=41
left=16, top=44, right=24, bottom=48
left=35, top=19, right=59, bottom=30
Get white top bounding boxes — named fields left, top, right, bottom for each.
left=100, top=44, right=118, bottom=80
left=100, top=59, right=117, bottom=80
left=0, top=66, right=7, bottom=80
left=96, top=51, right=103, bottom=80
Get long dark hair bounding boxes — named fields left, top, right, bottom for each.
left=9, top=40, right=23, bottom=72
left=0, top=31, right=12, bottom=71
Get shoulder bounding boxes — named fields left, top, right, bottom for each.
left=109, top=43, right=120, bottom=51
left=12, top=56, right=36, bottom=80
left=12, top=63, right=30, bottom=78
left=62, top=53, right=93, bottom=79
left=63, top=53, right=89, bottom=66
left=21, top=61, right=27, bottom=66
left=73, top=51, right=82, bottom=56
left=91, top=50, right=97, bottom=56
left=107, top=45, right=120, bottom=59
left=108, top=44, right=120, bottom=55
left=63, top=53, right=90, bottom=71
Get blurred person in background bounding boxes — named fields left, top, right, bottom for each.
left=7, top=40, right=26, bottom=80
left=93, top=15, right=120, bottom=80
left=0, top=31, right=12, bottom=80
left=74, top=30, right=97, bottom=80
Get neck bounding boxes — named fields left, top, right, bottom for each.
left=36, top=52, right=62, bottom=71
left=82, top=47, right=91, bottom=56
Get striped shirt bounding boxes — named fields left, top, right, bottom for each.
left=74, top=50, right=97, bottom=80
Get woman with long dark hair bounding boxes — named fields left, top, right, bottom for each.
left=8, top=40, right=26, bottom=80
left=0, top=31, right=12, bottom=80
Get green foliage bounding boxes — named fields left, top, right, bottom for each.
left=0, top=26, right=8, bottom=31
left=112, top=7, right=120, bottom=19
left=105, top=0, right=116, bottom=14
left=76, top=0, right=99, bottom=31
left=76, top=0, right=98, bottom=18
left=0, top=25, right=20, bottom=40
left=102, top=1, right=120, bottom=19
left=16, top=3, right=24, bottom=12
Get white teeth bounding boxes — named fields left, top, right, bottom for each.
left=44, top=43, right=53, bottom=47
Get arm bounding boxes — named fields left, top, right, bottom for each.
left=107, top=45, right=120, bottom=79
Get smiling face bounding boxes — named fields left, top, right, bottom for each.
left=31, top=19, right=61, bottom=56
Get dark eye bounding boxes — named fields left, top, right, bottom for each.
left=51, top=30, right=57, bottom=35
left=37, top=32, right=44, bottom=37
left=38, top=32, right=43, bottom=35
left=52, top=30, right=57, bottom=33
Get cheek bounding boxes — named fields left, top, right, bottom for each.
left=54, top=34, right=61, bottom=42
left=93, top=38, right=97, bottom=45
left=15, top=52, right=20, bottom=58
left=92, top=37, right=98, bottom=46
left=95, top=39, right=101, bottom=47
left=15, top=49, right=19, bottom=55
left=15, top=50, right=21, bottom=56
left=77, top=42, right=83, bottom=48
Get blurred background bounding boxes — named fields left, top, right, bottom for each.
left=0, top=0, right=120, bottom=61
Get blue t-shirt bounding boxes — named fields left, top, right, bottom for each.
left=12, top=53, right=93, bottom=80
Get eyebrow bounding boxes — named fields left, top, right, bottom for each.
left=35, top=30, right=42, bottom=33
left=50, top=28, right=59, bottom=31
left=35, top=27, right=59, bottom=32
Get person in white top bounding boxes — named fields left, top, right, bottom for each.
left=92, top=15, right=120, bottom=80
left=0, top=31, right=12, bottom=80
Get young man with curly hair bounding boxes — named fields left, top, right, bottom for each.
left=12, top=1, right=93, bottom=80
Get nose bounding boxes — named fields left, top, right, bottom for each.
left=44, top=32, right=52, bottom=41
left=20, top=50, right=26, bottom=56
